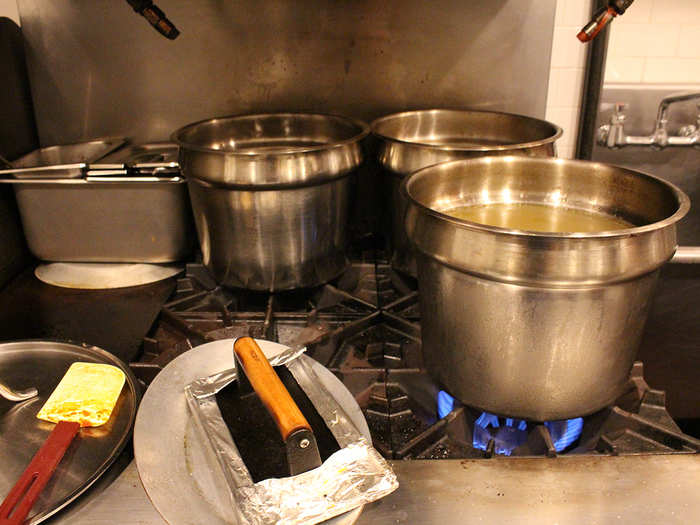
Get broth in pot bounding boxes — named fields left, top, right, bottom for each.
left=444, top=203, right=633, bottom=233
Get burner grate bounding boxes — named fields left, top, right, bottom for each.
left=135, top=256, right=699, bottom=460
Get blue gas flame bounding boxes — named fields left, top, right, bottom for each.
left=545, top=417, right=584, bottom=452
left=472, top=412, right=583, bottom=455
left=437, top=390, right=455, bottom=419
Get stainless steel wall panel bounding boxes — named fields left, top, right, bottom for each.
left=17, top=0, right=556, bottom=144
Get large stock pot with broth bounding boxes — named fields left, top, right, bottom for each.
left=403, top=156, right=689, bottom=421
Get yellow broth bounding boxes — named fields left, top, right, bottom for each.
left=444, top=202, right=633, bottom=233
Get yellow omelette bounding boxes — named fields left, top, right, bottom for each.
left=36, top=362, right=126, bottom=427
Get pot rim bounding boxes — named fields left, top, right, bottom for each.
left=185, top=170, right=354, bottom=191
left=402, top=156, right=691, bottom=240
left=370, top=108, right=563, bottom=152
left=171, top=112, right=370, bottom=156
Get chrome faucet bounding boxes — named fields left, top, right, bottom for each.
left=598, top=92, right=700, bottom=149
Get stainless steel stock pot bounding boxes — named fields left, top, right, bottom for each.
left=403, top=156, right=689, bottom=420
left=371, top=109, right=561, bottom=276
left=174, top=113, right=368, bottom=291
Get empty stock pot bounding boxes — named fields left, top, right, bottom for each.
left=174, top=113, right=368, bottom=291
left=371, top=109, right=562, bottom=276
left=403, top=156, right=689, bottom=421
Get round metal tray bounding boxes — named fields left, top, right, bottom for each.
left=34, top=263, right=183, bottom=289
left=0, top=340, right=140, bottom=524
left=134, top=339, right=367, bottom=525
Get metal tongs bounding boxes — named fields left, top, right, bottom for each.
left=0, top=137, right=127, bottom=179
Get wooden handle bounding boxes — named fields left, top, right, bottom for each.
left=233, top=337, right=312, bottom=441
left=0, top=420, right=80, bottom=525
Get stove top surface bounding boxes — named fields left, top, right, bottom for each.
left=2, top=250, right=698, bottom=525
left=134, top=254, right=700, bottom=459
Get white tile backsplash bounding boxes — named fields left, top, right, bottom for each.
left=551, top=26, right=588, bottom=69
left=645, top=24, right=682, bottom=57
left=609, top=24, right=680, bottom=58
left=607, top=25, right=643, bottom=58
left=0, top=0, right=18, bottom=25
left=620, top=0, right=653, bottom=24
left=558, top=0, right=592, bottom=27
left=549, top=68, right=586, bottom=107
left=545, top=0, right=593, bottom=159
left=650, top=0, right=700, bottom=25
left=605, top=0, right=700, bottom=85
left=605, top=56, right=645, bottom=82
left=545, top=106, right=579, bottom=150
left=643, top=57, right=700, bottom=83
left=678, top=25, right=700, bottom=58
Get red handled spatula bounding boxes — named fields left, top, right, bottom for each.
left=0, top=362, right=125, bottom=525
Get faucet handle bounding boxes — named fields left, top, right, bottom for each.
left=611, top=102, right=627, bottom=124
left=678, top=102, right=700, bottom=142
left=679, top=124, right=698, bottom=138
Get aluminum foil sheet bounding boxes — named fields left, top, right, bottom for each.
left=185, top=346, right=398, bottom=525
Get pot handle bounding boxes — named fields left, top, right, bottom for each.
left=233, top=337, right=312, bottom=440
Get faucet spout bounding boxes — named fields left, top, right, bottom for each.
left=655, top=92, right=700, bottom=127
left=598, top=92, right=700, bottom=149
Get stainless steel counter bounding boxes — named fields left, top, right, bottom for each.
left=47, top=455, right=700, bottom=524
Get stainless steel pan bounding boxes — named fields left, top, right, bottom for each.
left=0, top=138, right=127, bottom=179
left=0, top=176, right=194, bottom=263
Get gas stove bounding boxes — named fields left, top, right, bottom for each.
left=130, top=248, right=700, bottom=461
left=3, top=243, right=699, bottom=524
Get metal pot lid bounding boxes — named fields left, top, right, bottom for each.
left=134, top=338, right=366, bottom=525
left=0, top=340, right=140, bottom=524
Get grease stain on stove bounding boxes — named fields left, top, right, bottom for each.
left=183, top=432, right=193, bottom=475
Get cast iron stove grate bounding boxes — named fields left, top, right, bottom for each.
left=134, top=251, right=699, bottom=460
